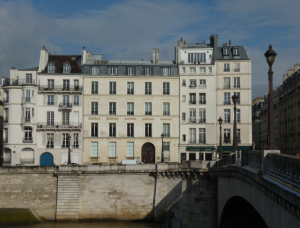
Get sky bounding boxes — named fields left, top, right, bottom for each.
left=1, top=0, right=300, bottom=99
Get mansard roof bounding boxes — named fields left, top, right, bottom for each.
left=215, top=46, right=249, bottom=60
left=41, top=55, right=82, bottom=74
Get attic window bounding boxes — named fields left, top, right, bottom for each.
left=47, top=63, right=56, bottom=73
left=223, top=48, right=229, bottom=56
left=233, top=48, right=240, bottom=56
left=63, top=63, right=71, bottom=74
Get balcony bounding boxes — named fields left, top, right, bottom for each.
left=3, top=79, right=36, bottom=87
left=188, top=118, right=197, bottom=123
left=3, top=138, right=8, bottom=143
left=22, top=117, right=35, bottom=124
left=199, top=100, right=206, bottom=104
left=198, top=118, right=206, bottom=123
left=3, top=158, right=11, bottom=164
left=22, top=97, right=35, bottom=103
left=189, top=85, right=197, bottom=89
left=223, top=139, right=231, bottom=144
left=224, top=101, right=231, bottom=105
left=20, top=158, right=35, bottom=164
left=39, top=85, right=83, bottom=92
left=37, top=122, right=82, bottom=130
left=223, top=85, right=231, bottom=89
left=189, top=100, right=196, bottom=105
left=188, top=140, right=197, bottom=144
left=59, top=103, right=72, bottom=110
left=23, top=137, right=33, bottom=143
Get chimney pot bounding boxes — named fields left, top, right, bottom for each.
left=83, top=47, right=85, bottom=50
left=43, top=46, right=45, bottom=49
left=11, top=67, right=15, bottom=70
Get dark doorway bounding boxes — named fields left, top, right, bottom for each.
left=141, top=143, right=155, bottom=163
left=205, top=153, right=212, bottom=161
left=220, top=196, right=268, bottom=228
left=181, top=153, right=186, bottom=163
left=189, top=153, right=196, bottom=161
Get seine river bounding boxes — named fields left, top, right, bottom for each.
left=7, top=221, right=162, bottom=228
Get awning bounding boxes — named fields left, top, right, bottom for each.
left=217, top=146, right=252, bottom=154
left=186, top=146, right=215, bottom=151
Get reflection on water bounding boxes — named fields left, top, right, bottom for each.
left=7, top=221, right=162, bottom=228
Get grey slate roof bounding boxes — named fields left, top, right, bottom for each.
left=18, top=67, right=39, bottom=71
left=86, top=60, right=176, bottom=66
left=214, top=46, right=249, bottom=60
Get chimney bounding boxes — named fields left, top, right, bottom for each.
left=294, top=63, right=300, bottom=72
left=83, top=47, right=85, bottom=50
left=153, top=48, right=156, bottom=63
left=43, top=46, right=45, bottom=50
left=287, top=68, right=294, bottom=77
left=155, top=49, right=159, bottom=64
left=11, top=67, right=15, bottom=70
left=216, top=34, right=218, bottom=47
left=178, top=38, right=183, bottom=46
left=210, top=34, right=214, bottom=47
left=229, top=40, right=231, bottom=47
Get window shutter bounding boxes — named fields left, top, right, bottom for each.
left=42, top=133, right=46, bottom=145
left=54, top=95, right=58, bottom=105
left=54, top=132, right=61, bottom=146
left=79, top=96, right=82, bottom=105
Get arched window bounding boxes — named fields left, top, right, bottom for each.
left=63, top=63, right=71, bottom=74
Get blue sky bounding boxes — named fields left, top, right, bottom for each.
left=1, top=0, right=300, bottom=98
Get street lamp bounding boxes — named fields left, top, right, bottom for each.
left=67, top=134, right=71, bottom=164
left=232, top=92, right=238, bottom=153
left=161, top=133, right=164, bottom=163
left=218, top=117, right=223, bottom=159
left=264, top=45, right=278, bottom=150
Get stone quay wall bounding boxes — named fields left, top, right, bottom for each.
left=0, top=162, right=218, bottom=224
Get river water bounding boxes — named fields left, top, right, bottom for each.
left=6, top=221, right=162, bottom=228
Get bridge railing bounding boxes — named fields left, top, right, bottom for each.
left=267, top=153, right=300, bottom=185
left=216, top=154, right=235, bottom=168
left=242, top=150, right=262, bottom=169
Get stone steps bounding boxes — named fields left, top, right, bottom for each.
left=56, top=175, right=79, bottom=221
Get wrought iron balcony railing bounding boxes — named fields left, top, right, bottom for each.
left=199, top=100, right=206, bottom=104
left=223, top=139, right=231, bottom=144
left=189, top=100, right=196, bottom=104
left=3, top=79, right=36, bottom=87
left=188, top=140, right=197, bottom=144
left=59, top=103, right=72, bottom=109
left=39, top=85, right=83, bottom=92
left=37, top=122, right=82, bottom=129
left=198, top=139, right=206, bottom=144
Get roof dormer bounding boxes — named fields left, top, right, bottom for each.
left=63, top=62, right=71, bottom=74
left=233, top=47, right=240, bottom=56
left=47, top=62, right=56, bottom=73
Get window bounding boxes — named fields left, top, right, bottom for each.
left=233, top=48, right=240, bottom=56
left=224, top=109, right=230, bottom=123
left=183, top=135, right=186, bottom=142
left=25, top=108, right=30, bottom=122
left=190, top=80, right=196, bottom=88
left=224, top=129, right=231, bottom=143
left=234, top=63, right=240, bottom=72
left=63, top=80, right=70, bottom=90
left=182, top=67, right=186, bottom=73
left=127, top=103, right=134, bottom=115
left=91, top=142, right=98, bottom=157
left=91, top=123, right=98, bottom=137
left=26, top=74, right=32, bottom=84
left=199, top=128, right=206, bottom=144
left=234, top=77, right=240, bottom=88
left=144, top=67, right=152, bottom=75
left=163, top=82, right=170, bottom=95
left=200, top=67, right=206, bottom=73
left=145, top=124, right=152, bottom=137
left=182, top=113, right=186, bottom=121
left=62, top=112, right=69, bottom=125
left=182, top=79, right=186, bottom=86
left=199, top=80, right=206, bottom=88
left=48, top=80, right=54, bottom=89
left=24, top=127, right=32, bottom=142
left=182, top=95, right=186, bottom=102
left=127, top=142, right=134, bottom=157
left=163, top=103, right=170, bottom=115
left=224, top=93, right=231, bottom=105
left=91, top=102, right=98, bottom=115
left=161, top=68, right=171, bottom=76
left=127, top=124, right=134, bottom=137
left=74, top=80, right=79, bottom=88
left=127, top=67, right=134, bottom=75
left=237, top=109, right=241, bottom=123
left=224, top=78, right=230, bottom=89
left=145, top=103, right=152, bottom=115
left=109, top=82, right=116, bottom=94
left=47, top=133, right=54, bottom=148
left=200, top=53, right=206, bottom=63
left=189, top=128, right=196, bottom=144
left=32, top=108, right=34, bottom=117
left=145, top=82, right=152, bottom=95
left=74, top=96, right=79, bottom=105
left=109, top=123, right=116, bottom=137
left=109, top=67, right=117, bottom=75
left=163, top=142, right=170, bottom=158
left=190, top=67, right=196, bottom=73
left=47, top=95, right=54, bottom=105
left=63, top=95, right=69, bottom=105
left=236, top=92, right=240, bottom=104
left=63, top=63, right=71, bottom=74
left=109, top=142, right=116, bottom=157
left=163, top=124, right=170, bottom=137
left=189, top=93, right=196, bottom=104
left=199, top=109, right=206, bottom=123
left=209, top=67, right=212, bottom=73
left=91, top=82, right=98, bottom=94
left=127, top=82, right=134, bottom=95
left=199, top=93, right=206, bottom=104
left=224, top=63, right=230, bottom=72
left=188, top=53, right=194, bottom=63
left=73, top=133, right=79, bottom=148
left=92, top=67, right=99, bottom=75
left=109, top=102, right=116, bottom=115
left=223, top=48, right=229, bottom=56
left=189, top=109, right=196, bottom=123
left=47, top=64, right=55, bottom=73
left=47, top=112, right=54, bottom=125
left=62, top=133, right=70, bottom=147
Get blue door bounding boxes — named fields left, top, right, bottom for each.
left=40, top=153, right=53, bottom=166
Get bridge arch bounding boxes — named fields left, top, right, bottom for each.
left=219, top=196, right=267, bottom=228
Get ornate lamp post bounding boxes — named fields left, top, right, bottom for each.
left=67, top=134, right=71, bottom=164
left=161, top=133, right=164, bottom=163
left=264, top=45, right=278, bottom=149
left=218, top=117, right=223, bottom=159
left=232, top=93, right=238, bottom=152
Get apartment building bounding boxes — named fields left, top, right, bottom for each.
left=251, top=97, right=264, bottom=150
left=214, top=35, right=252, bottom=155
left=2, top=47, right=84, bottom=166
left=81, top=48, right=179, bottom=164
left=175, top=38, right=217, bottom=162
